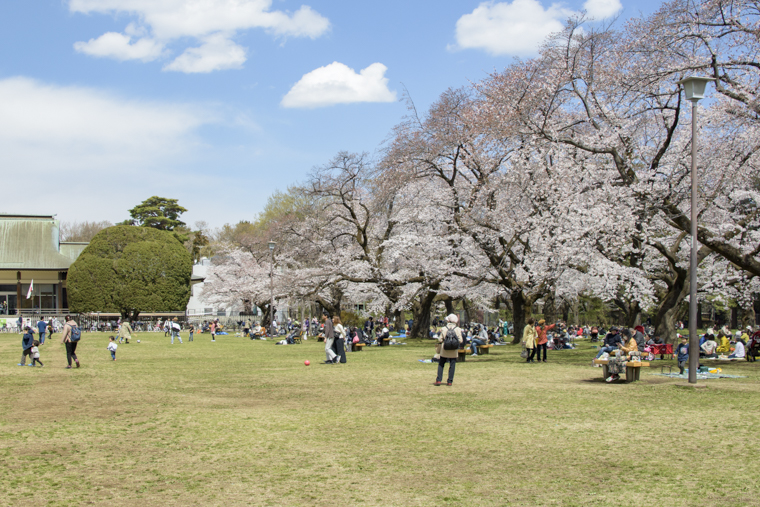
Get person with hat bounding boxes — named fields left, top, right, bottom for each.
left=170, top=317, right=183, bottom=344
left=535, top=319, right=556, bottom=363
left=434, top=314, right=463, bottom=386
left=594, top=326, right=623, bottom=362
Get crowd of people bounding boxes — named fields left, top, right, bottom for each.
left=11, top=309, right=760, bottom=386
left=586, top=323, right=760, bottom=382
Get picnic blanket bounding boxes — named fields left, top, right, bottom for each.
left=650, top=372, right=746, bottom=379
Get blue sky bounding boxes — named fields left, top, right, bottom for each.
left=0, top=0, right=664, bottom=229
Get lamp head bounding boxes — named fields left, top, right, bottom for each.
left=677, top=76, right=715, bottom=102
left=268, top=241, right=275, bottom=251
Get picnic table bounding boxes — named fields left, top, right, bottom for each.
left=593, top=359, right=650, bottom=382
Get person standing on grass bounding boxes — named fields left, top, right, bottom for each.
left=61, top=315, right=81, bottom=369
left=170, top=318, right=183, bottom=344
left=36, top=317, right=47, bottom=345
left=19, top=326, right=34, bottom=366
left=209, top=320, right=216, bottom=342
left=523, top=318, right=538, bottom=363
left=31, top=340, right=43, bottom=367
left=107, top=336, right=118, bottom=361
left=332, top=316, right=347, bottom=364
left=676, top=335, right=689, bottom=375
left=188, top=323, right=195, bottom=342
left=434, top=314, right=463, bottom=386
left=119, top=318, right=133, bottom=344
left=322, top=313, right=338, bottom=364
left=535, top=319, right=556, bottom=363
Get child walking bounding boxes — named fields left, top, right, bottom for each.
left=676, top=335, right=689, bottom=375
left=31, top=340, right=43, bottom=367
left=107, top=336, right=118, bottom=361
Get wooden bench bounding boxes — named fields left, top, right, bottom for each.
left=593, top=359, right=650, bottom=382
left=457, top=348, right=468, bottom=361
left=353, top=343, right=365, bottom=352
left=477, top=344, right=493, bottom=355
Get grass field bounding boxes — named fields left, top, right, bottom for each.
left=1, top=331, right=759, bottom=507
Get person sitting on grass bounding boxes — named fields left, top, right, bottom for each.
left=700, top=334, right=717, bottom=358
left=716, top=333, right=731, bottom=354
left=728, top=337, right=746, bottom=359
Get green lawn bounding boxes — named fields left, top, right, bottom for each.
left=1, top=331, right=758, bottom=506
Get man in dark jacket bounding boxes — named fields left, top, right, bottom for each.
left=594, top=327, right=623, bottom=360
left=19, top=327, right=34, bottom=366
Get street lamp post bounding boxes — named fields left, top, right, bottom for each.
left=268, top=241, right=276, bottom=337
left=677, top=76, right=714, bottom=385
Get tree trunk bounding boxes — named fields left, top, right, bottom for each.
left=697, top=303, right=703, bottom=329
left=510, top=290, right=532, bottom=344
left=462, top=299, right=472, bottom=324
left=731, top=307, right=739, bottom=330
left=543, top=294, right=557, bottom=323
left=393, top=310, right=403, bottom=331
left=258, top=302, right=273, bottom=328
left=653, top=278, right=688, bottom=345
left=444, top=298, right=454, bottom=315
left=410, top=287, right=438, bottom=339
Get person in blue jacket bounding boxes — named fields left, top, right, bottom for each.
left=19, top=327, right=34, bottom=366
left=37, top=317, right=47, bottom=344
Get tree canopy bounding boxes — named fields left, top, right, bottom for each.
left=67, top=225, right=193, bottom=319
left=124, top=196, right=187, bottom=231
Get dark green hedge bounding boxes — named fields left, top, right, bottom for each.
left=67, top=225, right=192, bottom=318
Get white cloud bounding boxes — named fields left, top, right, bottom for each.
left=73, top=32, right=165, bottom=61
left=453, top=0, right=575, bottom=56
left=0, top=76, right=212, bottom=172
left=583, top=0, right=622, bottom=19
left=69, top=0, right=330, bottom=72
left=281, top=62, right=396, bottom=109
left=163, top=34, right=246, bottom=73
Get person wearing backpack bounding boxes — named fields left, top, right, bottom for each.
left=434, top=314, right=463, bottom=386
left=61, top=315, right=81, bottom=369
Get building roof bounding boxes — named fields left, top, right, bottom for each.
left=0, top=215, right=78, bottom=270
